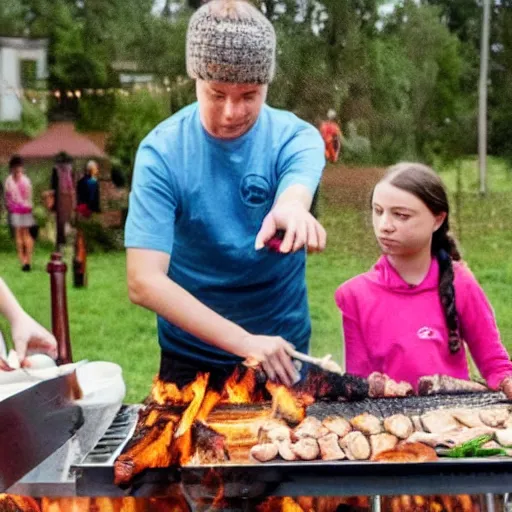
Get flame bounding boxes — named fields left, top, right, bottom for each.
left=175, top=429, right=193, bottom=466
left=380, top=495, right=479, bottom=512
left=266, top=381, right=312, bottom=425
left=221, top=366, right=259, bottom=404
left=256, top=497, right=305, bottom=512
left=151, top=373, right=209, bottom=406
left=195, top=390, right=221, bottom=423
left=114, top=416, right=176, bottom=485
left=147, top=497, right=190, bottom=512
left=174, top=374, right=209, bottom=438
left=40, top=498, right=189, bottom=512
left=0, top=495, right=41, bottom=512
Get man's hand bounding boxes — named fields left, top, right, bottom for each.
left=240, top=334, right=299, bottom=387
left=10, top=312, right=58, bottom=364
left=255, top=200, right=326, bottom=254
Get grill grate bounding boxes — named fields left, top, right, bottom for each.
left=78, top=404, right=140, bottom=465
left=307, top=391, right=512, bottom=420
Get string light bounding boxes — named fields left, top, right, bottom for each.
left=3, top=78, right=193, bottom=106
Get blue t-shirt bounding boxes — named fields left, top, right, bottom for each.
left=125, top=102, right=325, bottom=366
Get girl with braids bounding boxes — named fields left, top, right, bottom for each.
left=335, top=162, right=512, bottom=397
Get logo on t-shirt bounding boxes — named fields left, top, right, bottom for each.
left=417, top=326, right=442, bottom=341
left=240, top=174, right=271, bottom=208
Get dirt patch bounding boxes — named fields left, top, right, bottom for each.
left=321, top=165, right=386, bottom=208
left=0, top=132, right=31, bottom=164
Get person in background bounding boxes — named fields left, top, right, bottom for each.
left=76, top=160, right=101, bottom=218
left=4, top=155, right=35, bottom=272
left=319, top=109, right=342, bottom=163
left=50, top=152, right=75, bottom=251
left=0, top=277, right=57, bottom=370
left=73, top=160, right=101, bottom=288
left=335, top=162, right=512, bottom=398
left=125, top=0, right=326, bottom=389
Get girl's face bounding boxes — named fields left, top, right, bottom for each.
left=11, top=166, right=23, bottom=180
left=372, top=181, right=446, bottom=257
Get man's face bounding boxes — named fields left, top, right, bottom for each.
left=196, top=80, right=268, bottom=140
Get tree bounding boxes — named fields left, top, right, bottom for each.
left=0, top=0, right=27, bottom=36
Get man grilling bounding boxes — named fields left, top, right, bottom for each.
left=124, top=0, right=326, bottom=390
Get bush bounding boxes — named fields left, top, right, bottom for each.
left=76, top=94, right=117, bottom=131
left=79, top=220, right=123, bottom=253
left=107, top=90, right=170, bottom=184
left=21, top=98, right=47, bottom=138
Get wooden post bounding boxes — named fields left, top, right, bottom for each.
left=47, top=252, right=73, bottom=365
left=73, top=228, right=87, bottom=288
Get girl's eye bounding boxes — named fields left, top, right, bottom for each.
left=395, top=213, right=410, bottom=220
left=372, top=207, right=382, bottom=215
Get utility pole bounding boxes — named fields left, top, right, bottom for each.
left=478, top=0, right=491, bottom=196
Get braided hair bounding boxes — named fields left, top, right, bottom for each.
left=384, top=163, right=462, bottom=354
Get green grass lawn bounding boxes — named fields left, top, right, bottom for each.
left=0, top=157, right=511, bottom=403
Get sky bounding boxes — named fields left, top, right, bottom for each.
left=151, top=0, right=399, bottom=17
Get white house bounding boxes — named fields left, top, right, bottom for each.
left=0, top=37, right=48, bottom=122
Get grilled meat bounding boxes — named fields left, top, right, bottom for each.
left=250, top=443, right=279, bottom=462
left=496, top=428, right=512, bottom=446
left=295, top=365, right=370, bottom=401
left=294, top=416, right=330, bottom=439
left=350, top=413, right=382, bottom=435
left=267, top=425, right=292, bottom=443
left=372, top=442, right=438, bottom=463
left=368, top=372, right=414, bottom=398
left=450, top=408, right=486, bottom=428
left=339, top=431, right=371, bottom=460
left=418, top=375, right=488, bottom=395
left=322, top=416, right=351, bottom=438
left=411, top=415, right=424, bottom=432
left=444, top=427, right=496, bottom=446
left=318, top=433, right=346, bottom=460
left=292, top=438, right=320, bottom=460
left=480, top=408, right=509, bottom=428
left=406, top=431, right=447, bottom=447
left=384, top=414, right=414, bottom=439
left=408, top=427, right=497, bottom=448
left=421, top=410, right=460, bottom=433
left=277, top=439, right=299, bottom=461
left=369, top=433, right=398, bottom=458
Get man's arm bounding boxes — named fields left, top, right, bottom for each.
left=255, top=124, right=326, bottom=254
left=126, top=248, right=298, bottom=386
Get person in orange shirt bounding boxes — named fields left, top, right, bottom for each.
left=319, top=109, right=342, bottom=163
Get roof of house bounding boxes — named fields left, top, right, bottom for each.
left=17, top=122, right=107, bottom=160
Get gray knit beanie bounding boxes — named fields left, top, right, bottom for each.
left=186, top=0, right=276, bottom=84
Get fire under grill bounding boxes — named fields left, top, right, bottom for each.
left=72, top=392, right=512, bottom=500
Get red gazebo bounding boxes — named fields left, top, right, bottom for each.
left=17, top=122, right=107, bottom=160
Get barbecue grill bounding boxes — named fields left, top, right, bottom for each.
left=66, top=402, right=512, bottom=500
left=4, top=253, right=512, bottom=512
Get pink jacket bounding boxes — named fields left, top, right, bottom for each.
left=335, top=255, right=512, bottom=390
left=4, top=174, right=32, bottom=214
